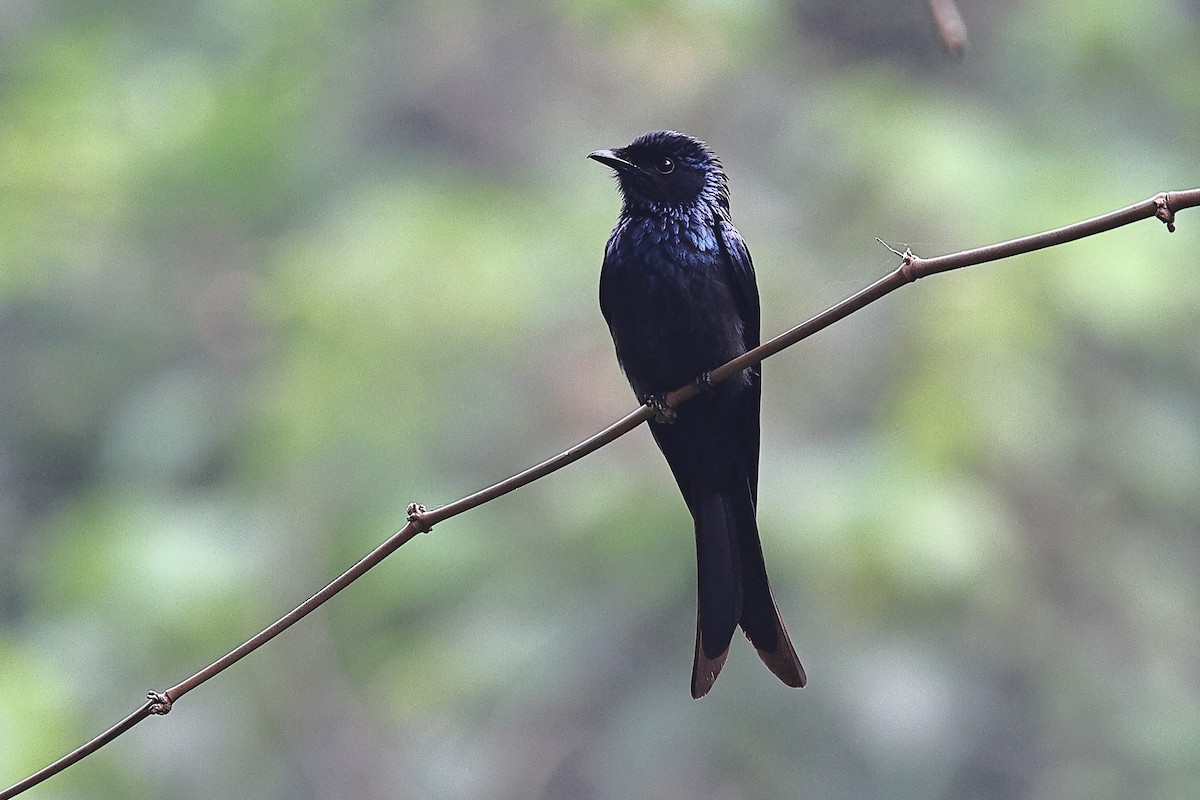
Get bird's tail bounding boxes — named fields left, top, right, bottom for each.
left=691, top=493, right=806, bottom=699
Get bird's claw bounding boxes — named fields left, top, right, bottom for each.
left=694, top=372, right=714, bottom=394
left=644, top=394, right=677, bottom=424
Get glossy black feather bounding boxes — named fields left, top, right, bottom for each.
left=591, top=131, right=805, bottom=697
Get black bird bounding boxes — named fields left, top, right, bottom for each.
left=590, top=131, right=806, bottom=698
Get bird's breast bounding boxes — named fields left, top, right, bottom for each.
left=601, top=215, right=747, bottom=393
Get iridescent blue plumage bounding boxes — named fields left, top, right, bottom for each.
left=590, top=131, right=805, bottom=698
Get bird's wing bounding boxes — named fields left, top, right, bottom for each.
left=714, top=215, right=762, bottom=501
left=715, top=216, right=760, bottom=350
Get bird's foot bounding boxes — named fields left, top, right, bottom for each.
left=643, top=393, right=677, bottom=424
left=694, top=371, right=714, bottom=394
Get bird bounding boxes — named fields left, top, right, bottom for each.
left=589, top=131, right=806, bottom=698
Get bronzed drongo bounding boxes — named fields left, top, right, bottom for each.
left=590, top=131, right=806, bottom=698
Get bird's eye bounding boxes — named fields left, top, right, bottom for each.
left=655, top=157, right=675, bottom=174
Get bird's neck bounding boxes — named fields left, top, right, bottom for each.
left=621, top=201, right=710, bottom=227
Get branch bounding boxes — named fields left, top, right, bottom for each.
left=665, top=190, right=1197, bottom=409
left=3, top=188, right=1197, bottom=799
left=927, top=0, right=969, bottom=56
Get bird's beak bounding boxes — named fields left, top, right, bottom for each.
left=588, top=149, right=639, bottom=174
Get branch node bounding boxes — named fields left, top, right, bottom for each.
left=1154, top=193, right=1177, bottom=232
left=878, top=238, right=922, bottom=282
left=406, top=503, right=433, bottom=533
left=643, top=394, right=677, bottom=424
left=146, top=691, right=172, bottom=715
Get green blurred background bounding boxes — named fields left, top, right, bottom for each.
left=2, top=1, right=1200, bottom=798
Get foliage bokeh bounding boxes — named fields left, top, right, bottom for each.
left=2, top=1, right=1200, bottom=798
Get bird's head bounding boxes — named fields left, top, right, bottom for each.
left=589, top=130, right=729, bottom=215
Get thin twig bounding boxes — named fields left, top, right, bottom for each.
left=3, top=188, right=1198, bottom=800
left=927, top=0, right=969, bottom=56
